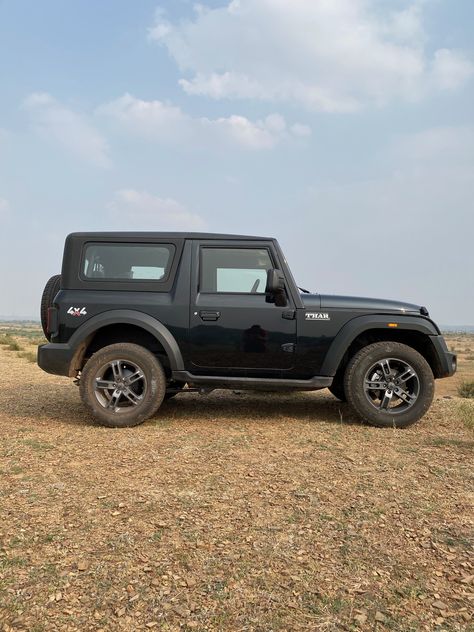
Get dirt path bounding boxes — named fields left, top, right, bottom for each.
left=0, top=345, right=473, bottom=631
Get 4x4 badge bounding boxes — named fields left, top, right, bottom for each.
left=67, top=307, right=87, bottom=317
left=305, top=312, right=330, bottom=320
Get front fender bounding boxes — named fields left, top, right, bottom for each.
left=319, top=314, right=439, bottom=376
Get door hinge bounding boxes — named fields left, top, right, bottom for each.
left=282, top=309, right=296, bottom=320
left=281, top=343, right=296, bottom=353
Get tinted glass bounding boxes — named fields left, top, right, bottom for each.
left=201, top=248, right=273, bottom=293
left=82, top=243, right=175, bottom=281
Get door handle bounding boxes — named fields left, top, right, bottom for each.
left=199, top=310, right=220, bottom=321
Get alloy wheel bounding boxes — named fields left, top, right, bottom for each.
left=364, top=357, right=420, bottom=414
left=93, top=359, right=147, bottom=413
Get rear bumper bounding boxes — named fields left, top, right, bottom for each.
left=430, top=335, right=457, bottom=378
left=37, top=343, right=74, bottom=377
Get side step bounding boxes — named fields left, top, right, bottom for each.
left=171, top=371, right=332, bottom=392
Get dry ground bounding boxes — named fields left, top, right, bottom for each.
left=0, top=328, right=473, bottom=632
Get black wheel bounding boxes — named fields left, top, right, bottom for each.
left=328, top=375, right=346, bottom=402
left=344, top=342, right=434, bottom=428
left=40, top=274, right=61, bottom=340
left=79, top=343, right=166, bottom=428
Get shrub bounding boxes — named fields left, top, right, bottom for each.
left=458, top=380, right=474, bottom=399
left=31, top=336, right=47, bottom=345
left=457, top=402, right=474, bottom=431
left=7, top=341, right=22, bottom=352
left=0, top=335, right=23, bottom=351
left=17, top=351, right=37, bottom=363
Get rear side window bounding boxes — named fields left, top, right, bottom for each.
left=82, top=243, right=175, bottom=281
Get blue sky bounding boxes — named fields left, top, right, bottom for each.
left=0, top=0, right=473, bottom=323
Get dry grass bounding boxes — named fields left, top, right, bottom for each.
left=0, top=328, right=472, bottom=631
left=456, top=401, right=474, bottom=431
left=438, top=333, right=474, bottom=398
left=458, top=380, right=474, bottom=399
left=0, top=335, right=22, bottom=352
left=16, top=350, right=37, bottom=363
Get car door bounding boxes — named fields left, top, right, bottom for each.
left=188, top=241, right=297, bottom=376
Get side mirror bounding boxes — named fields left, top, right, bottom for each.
left=265, top=269, right=287, bottom=307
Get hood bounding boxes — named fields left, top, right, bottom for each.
left=305, top=293, right=425, bottom=314
left=299, top=293, right=321, bottom=309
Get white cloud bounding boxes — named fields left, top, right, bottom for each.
left=149, top=0, right=473, bottom=111
left=97, top=93, right=309, bottom=149
left=23, top=93, right=111, bottom=168
left=385, top=3, right=424, bottom=42
left=0, top=198, right=10, bottom=218
left=430, top=49, right=474, bottom=91
left=108, top=189, right=205, bottom=230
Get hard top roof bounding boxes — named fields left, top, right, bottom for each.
left=67, top=232, right=272, bottom=241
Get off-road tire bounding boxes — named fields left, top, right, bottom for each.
left=40, top=274, right=61, bottom=340
left=344, top=341, right=434, bottom=428
left=79, top=343, right=166, bottom=428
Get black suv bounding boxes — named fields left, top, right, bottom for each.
left=38, top=232, right=456, bottom=428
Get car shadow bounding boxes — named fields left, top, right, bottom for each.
left=154, top=390, right=359, bottom=427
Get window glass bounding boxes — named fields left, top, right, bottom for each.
left=201, top=248, right=273, bottom=293
left=82, top=243, right=175, bottom=281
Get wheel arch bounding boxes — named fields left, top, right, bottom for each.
left=320, top=315, right=443, bottom=379
left=67, top=310, right=184, bottom=376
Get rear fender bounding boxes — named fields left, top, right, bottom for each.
left=68, top=310, right=184, bottom=372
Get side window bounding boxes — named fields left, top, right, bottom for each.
left=200, top=248, right=273, bottom=294
left=82, top=243, right=175, bottom=281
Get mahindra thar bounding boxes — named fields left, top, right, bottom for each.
left=38, top=233, right=456, bottom=428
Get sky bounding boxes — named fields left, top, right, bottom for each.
left=0, top=0, right=473, bottom=324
